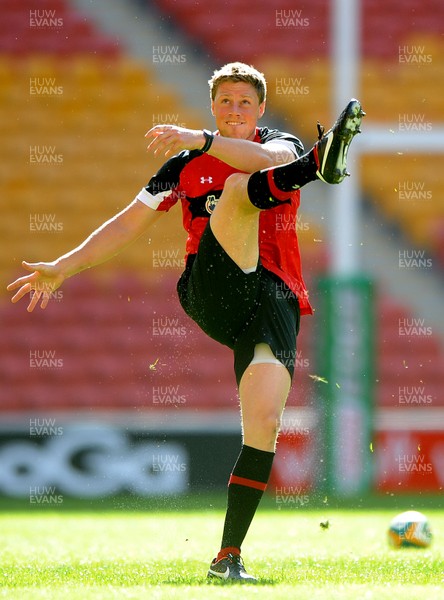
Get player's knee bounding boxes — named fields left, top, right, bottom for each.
left=243, top=407, right=282, bottom=450
left=256, top=408, right=282, bottom=441
left=225, top=172, right=249, bottom=191
left=216, top=173, right=257, bottom=217
left=220, top=173, right=250, bottom=202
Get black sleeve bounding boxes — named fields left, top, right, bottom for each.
left=144, top=150, right=188, bottom=196
left=138, top=149, right=202, bottom=211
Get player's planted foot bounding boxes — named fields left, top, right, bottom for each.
left=314, top=98, right=365, bottom=184
left=207, top=553, right=258, bottom=584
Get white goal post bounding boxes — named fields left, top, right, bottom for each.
left=332, top=0, right=443, bottom=275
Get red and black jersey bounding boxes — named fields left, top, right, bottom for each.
left=136, top=127, right=313, bottom=315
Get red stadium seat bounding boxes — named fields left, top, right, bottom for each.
left=2, top=0, right=444, bottom=418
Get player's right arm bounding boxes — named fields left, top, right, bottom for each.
left=6, top=199, right=163, bottom=312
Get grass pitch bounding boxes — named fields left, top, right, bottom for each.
left=0, top=496, right=443, bottom=599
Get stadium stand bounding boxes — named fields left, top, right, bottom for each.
left=151, top=0, right=444, bottom=267
left=0, top=0, right=323, bottom=413
left=148, top=0, right=444, bottom=410
left=1, top=0, right=443, bottom=425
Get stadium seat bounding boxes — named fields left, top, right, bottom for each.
left=2, top=0, right=444, bottom=420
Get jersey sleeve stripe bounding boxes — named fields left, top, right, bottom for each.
left=264, top=139, right=301, bottom=158
left=136, top=188, right=170, bottom=210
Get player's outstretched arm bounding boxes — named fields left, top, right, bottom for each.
left=145, top=125, right=296, bottom=172
left=7, top=199, right=163, bottom=312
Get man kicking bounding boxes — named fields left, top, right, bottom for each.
left=7, top=62, right=364, bottom=583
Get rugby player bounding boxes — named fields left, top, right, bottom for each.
left=7, top=62, right=364, bottom=583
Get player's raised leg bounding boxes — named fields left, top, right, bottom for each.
left=210, top=98, right=365, bottom=271
left=247, top=98, right=366, bottom=203
left=209, top=172, right=260, bottom=272
left=209, top=149, right=318, bottom=271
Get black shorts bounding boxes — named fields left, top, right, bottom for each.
left=177, top=223, right=300, bottom=385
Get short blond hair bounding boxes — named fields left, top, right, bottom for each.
left=208, top=62, right=267, bottom=104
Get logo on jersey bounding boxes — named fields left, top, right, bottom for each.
left=205, top=195, right=218, bottom=214
left=200, top=176, right=213, bottom=184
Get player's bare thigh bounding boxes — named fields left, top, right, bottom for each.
left=210, top=173, right=260, bottom=271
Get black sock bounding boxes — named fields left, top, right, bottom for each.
left=219, top=445, right=275, bottom=554
left=247, top=148, right=318, bottom=209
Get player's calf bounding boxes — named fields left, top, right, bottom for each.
left=246, top=98, right=365, bottom=210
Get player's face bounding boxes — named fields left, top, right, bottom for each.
left=211, top=81, right=265, bottom=141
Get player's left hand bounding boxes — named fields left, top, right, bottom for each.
left=145, top=125, right=206, bottom=158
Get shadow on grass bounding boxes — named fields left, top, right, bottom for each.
left=205, top=577, right=277, bottom=586
left=0, top=560, right=280, bottom=589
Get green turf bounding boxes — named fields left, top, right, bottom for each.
left=0, top=498, right=443, bottom=599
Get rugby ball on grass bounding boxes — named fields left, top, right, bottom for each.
left=388, top=510, right=432, bottom=548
